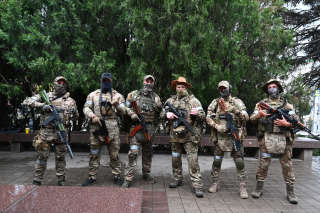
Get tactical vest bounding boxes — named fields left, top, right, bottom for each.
left=42, top=93, right=69, bottom=127
left=94, top=90, right=117, bottom=119
left=214, top=97, right=242, bottom=128
left=257, top=97, right=287, bottom=136
left=133, top=90, right=157, bottom=122
left=168, top=94, right=194, bottom=140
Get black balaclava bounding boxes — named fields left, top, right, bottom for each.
left=101, top=72, right=112, bottom=94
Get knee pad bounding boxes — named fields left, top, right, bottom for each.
left=235, top=158, right=245, bottom=170
left=129, top=150, right=138, bottom=160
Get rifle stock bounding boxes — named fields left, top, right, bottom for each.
left=129, top=101, right=151, bottom=141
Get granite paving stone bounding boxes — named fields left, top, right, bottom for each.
left=0, top=152, right=320, bottom=213
left=5, top=186, right=143, bottom=213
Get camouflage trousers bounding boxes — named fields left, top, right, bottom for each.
left=171, top=141, right=203, bottom=189
left=124, top=136, right=153, bottom=182
left=256, top=139, right=295, bottom=184
left=88, top=120, right=122, bottom=180
left=211, top=145, right=247, bottom=182
left=33, top=134, right=66, bottom=182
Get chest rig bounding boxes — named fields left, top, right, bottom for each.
left=214, top=97, right=240, bottom=128
left=42, top=93, right=68, bottom=127
left=134, top=90, right=157, bottom=122
left=170, top=95, right=192, bottom=137
left=98, top=91, right=115, bottom=119
left=259, top=98, right=287, bottom=134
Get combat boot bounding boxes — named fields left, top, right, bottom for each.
left=121, top=180, right=131, bottom=188
left=169, top=179, right=183, bottom=188
left=286, top=183, right=298, bottom=204
left=194, top=188, right=204, bottom=198
left=239, top=182, right=248, bottom=199
left=32, top=180, right=41, bottom=186
left=251, top=181, right=264, bottom=198
left=113, top=175, right=124, bottom=186
left=142, top=173, right=153, bottom=181
left=82, top=178, right=96, bottom=187
left=208, top=181, right=219, bottom=193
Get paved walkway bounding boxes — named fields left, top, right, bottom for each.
left=0, top=151, right=320, bottom=213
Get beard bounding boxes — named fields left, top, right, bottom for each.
left=177, top=90, right=188, bottom=98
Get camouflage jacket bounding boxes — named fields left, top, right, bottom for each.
left=126, top=89, right=162, bottom=123
left=161, top=93, right=205, bottom=143
left=22, top=92, right=79, bottom=129
left=83, top=89, right=135, bottom=123
left=206, top=95, right=248, bottom=151
left=250, top=97, right=296, bottom=141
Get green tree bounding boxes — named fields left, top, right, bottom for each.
left=0, top=0, right=132, bottom=101
left=283, top=0, right=320, bottom=87
left=125, top=0, right=294, bottom=111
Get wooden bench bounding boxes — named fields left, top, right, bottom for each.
left=0, top=132, right=319, bottom=163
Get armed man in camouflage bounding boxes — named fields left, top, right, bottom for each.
left=206, top=80, right=249, bottom=199
left=22, top=76, right=79, bottom=186
left=121, top=75, right=162, bottom=188
left=82, top=72, right=138, bottom=186
left=250, top=79, right=298, bottom=204
left=161, top=76, right=205, bottom=198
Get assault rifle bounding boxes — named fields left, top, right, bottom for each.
left=129, top=101, right=150, bottom=141
left=40, top=90, right=74, bottom=158
left=259, top=102, right=320, bottom=141
left=165, top=102, right=195, bottom=135
left=218, top=98, right=242, bottom=153
left=93, top=119, right=110, bottom=144
left=93, top=101, right=111, bottom=143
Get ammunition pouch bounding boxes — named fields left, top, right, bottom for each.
left=173, top=125, right=187, bottom=138
left=100, top=101, right=112, bottom=116
left=264, top=132, right=286, bottom=154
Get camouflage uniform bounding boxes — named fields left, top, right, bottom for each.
left=250, top=79, right=298, bottom=204
left=250, top=98, right=296, bottom=184
left=123, top=88, right=162, bottom=182
left=83, top=89, right=136, bottom=181
left=206, top=81, right=249, bottom=197
left=22, top=76, right=78, bottom=185
left=162, top=89, right=205, bottom=190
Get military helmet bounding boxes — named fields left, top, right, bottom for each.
left=262, top=79, right=283, bottom=94
left=217, top=80, right=230, bottom=89
left=54, top=76, right=67, bottom=84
